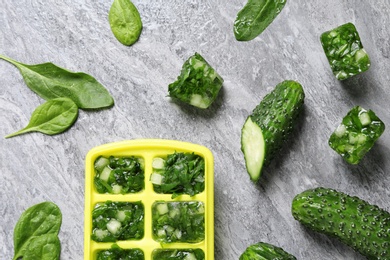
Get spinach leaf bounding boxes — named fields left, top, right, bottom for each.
left=23, top=234, right=61, bottom=260
left=109, top=0, right=143, bottom=46
left=13, top=202, right=62, bottom=260
left=0, top=54, right=114, bottom=109
left=234, top=0, right=287, bottom=41
left=6, top=97, right=78, bottom=138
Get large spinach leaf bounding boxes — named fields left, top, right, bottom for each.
left=109, top=0, right=143, bottom=46
left=13, top=202, right=62, bottom=260
left=6, top=97, right=78, bottom=138
left=234, top=0, right=287, bottom=41
left=0, top=54, right=114, bottom=109
left=23, top=234, right=61, bottom=260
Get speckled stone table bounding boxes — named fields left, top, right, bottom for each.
left=1, top=1, right=390, bottom=259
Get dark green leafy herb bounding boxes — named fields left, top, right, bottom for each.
left=239, top=242, right=296, bottom=260
left=94, top=156, right=145, bottom=194
left=152, top=249, right=205, bottom=260
left=234, top=0, right=287, bottom=41
left=109, top=0, right=143, bottom=46
left=152, top=201, right=205, bottom=243
left=6, top=97, right=78, bottom=138
left=92, top=201, right=144, bottom=242
left=320, top=23, right=370, bottom=80
left=0, top=54, right=114, bottom=109
left=168, top=53, right=223, bottom=109
left=151, top=152, right=205, bottom=199
left=329, top=106, right=385, bottom=164
left=23, top=234, right=61, bottom=260
left=13, top=202, right=62, bottom=260
left=97, top=244, right=144, bottom=260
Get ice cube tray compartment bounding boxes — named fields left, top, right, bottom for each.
left=84, top=139, right=214, bottom=260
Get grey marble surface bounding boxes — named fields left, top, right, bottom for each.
left=1, top=0, right=390, bottom=259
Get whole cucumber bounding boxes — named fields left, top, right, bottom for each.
left=241, top=80, right=305, bottom=182
left=239, top=241, right=296, bottom=260
left=292, top=187, right=390, bottom=259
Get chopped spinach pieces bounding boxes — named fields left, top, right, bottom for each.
left=168, top=53, right=223, bottom=109
left=152, top=249, right=205, bottom=260
left=152, top=201, right=205, bottom=243
left=150, top=152, right=205, bottom=198
left=92, top=201, right=144, bottom=242
left=94, top=156, right=144, bottom=194
left=320, top=23, right=370, bottom=80
left=97, top=244, right=144, bottom=260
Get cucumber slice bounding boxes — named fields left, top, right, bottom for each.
left=106, top=219, right=121, bottom=235
left=241, top=117, right=265, bottom=181
left=152, top=157, right=165, bottom=169
left=156, top=203, right=169, bottom=215
left=94, top=156, right=110, bottom=172
left=150, top=173, right=164, bottom=185
left=99, top=166, right=112, bottom=182
left=241, top=80, right=305, bottom=182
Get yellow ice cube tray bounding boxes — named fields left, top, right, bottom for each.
left=84, top=139, right=214, bottom=260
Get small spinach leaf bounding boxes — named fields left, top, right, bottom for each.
left=234, top=0, right=287, bottom=41
left=23, top=234, right=61, bottom=260
left=13, top=202, right=62, bottom=260
left=109, top=0, right=143, bottom=46
left=6, top=97, right=78, bottom=138
left=0, top=54, right=114, bottom=109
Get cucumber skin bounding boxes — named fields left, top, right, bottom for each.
left=249, top=80, right=305, bottom=167
left=239, top=242, right=296, bottom=260
left=292, top=187, right=390, bottom=260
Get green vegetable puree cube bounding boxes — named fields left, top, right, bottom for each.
left=152, top=249, right=205, bottom=260
left=151, top=152, right=205, bottom=199
left=329, top=106, right=385, bottom=164
left=92, top=201, right=144, bottom=242
left=168, top=53, right=223, bottom=109
left=97, top=244, right=144, bottom=260
left=320, top=23, right=370, bottom=80
left=94, top=156, right=145, bottom=194
left=152, top=201, right=205, bottom=243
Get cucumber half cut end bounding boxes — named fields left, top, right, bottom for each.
left=241, top=117, right=265, bottom=182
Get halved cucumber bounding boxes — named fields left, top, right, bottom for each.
left=241, top=80, right=305, bottom=182
left=241, top=117, right=265, bottom=181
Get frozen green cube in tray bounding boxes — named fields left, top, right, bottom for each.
left=168, top=53, right=223, bottom=109
left=329, top=106, right=385, bottom=164
left=151, top=152, right=205, bottom=198
left=97, top=244, right=144, bottom=259
left=320, top=23, right=370, bottom=80
left=152, top=201, right=205, bottom=243
left=91, top=201, right=144, bottom=242
left=94, top=156, right=145, bottom=194
left=152, top=249, right=205, bottom=260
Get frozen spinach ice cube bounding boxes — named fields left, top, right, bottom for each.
left=329, top=106, right=385, bottom=164
left=168, top=53, right=223, bottom=109
left=320, top=23, right=370, bottom=80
